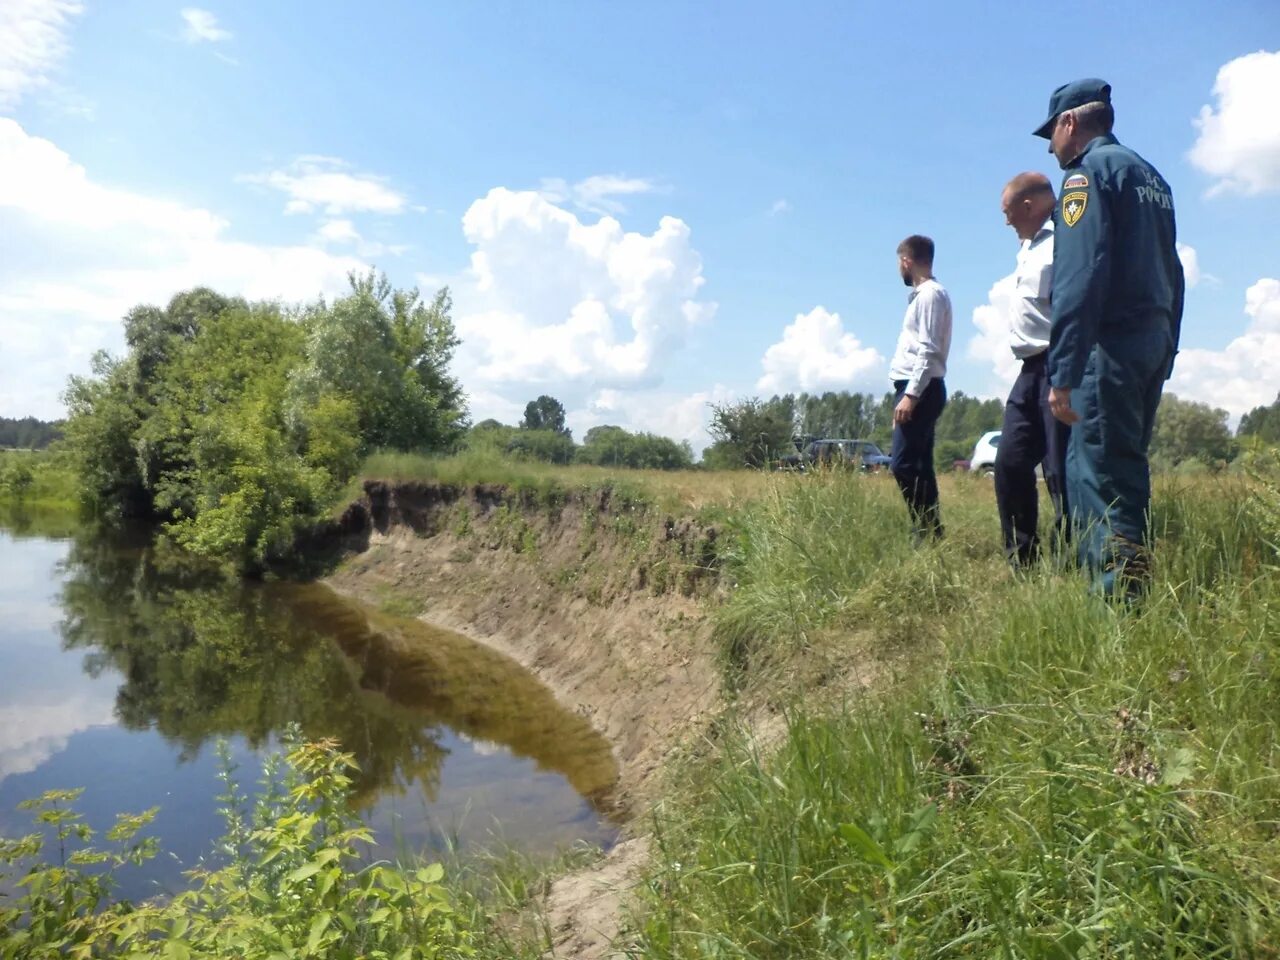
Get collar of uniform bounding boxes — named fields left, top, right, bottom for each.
left=908, top=277, right=937, bottom=302
left=1020, top=218, right=1053, bottom=253
left=1067, top=133, right=1119, bottom=167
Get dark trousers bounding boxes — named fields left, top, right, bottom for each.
left=993, top=352, right=1071, bottom=565
left=1069, top=326, right=1173, bottom=597
left=891, top=378, right=946, bottom=538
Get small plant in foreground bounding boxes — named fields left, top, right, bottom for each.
left=0, top=732, right=474, bottom=959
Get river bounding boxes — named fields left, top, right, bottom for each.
left=0, top=509, right=619, bottom=900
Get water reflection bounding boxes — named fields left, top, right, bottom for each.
left=54, top=532, right=619, bottom=813
left=0, top=520, right=619, bottom=894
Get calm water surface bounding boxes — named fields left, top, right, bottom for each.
left=0, top=513, right=619, bottom=898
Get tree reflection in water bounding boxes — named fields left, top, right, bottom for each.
left=56, top=530, right=619, bottom=818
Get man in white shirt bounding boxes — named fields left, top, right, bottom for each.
left=888, top=234, right=952, bottom=542
left=994, top=172, right=1070, bottom=565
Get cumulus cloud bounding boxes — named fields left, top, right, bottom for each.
left=240, top=156, right=407, bottom=216
left=755, top=306, right=883, bottom=395
left=316, top=218, right=359, bottom=244
left=454, top=187, right=713, bottom=396
left=1168, top=278, right=1280, bottom=420
left=1189, top=50, right=1280, bottom=196
left=966, top=273, right=1021, bottom=391
left=1177, top=243, right=1201, bottom=289
left=768, top=199, right=792, bottom=216
left=0, top=118, right=367, bottom=418
left=180, top=7, right=231, bottom=43
left=0, top=698, right=116, bottom=785
left=0, top=0, right=83, bottom=110
left=538, top=174, right=661, bottom=215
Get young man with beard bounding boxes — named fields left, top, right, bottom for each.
left=1034, top=79, right=1184, bottom=598
left=888, top=234, right=952, bottom=543
left=995, top=172, right=1071, bottom=567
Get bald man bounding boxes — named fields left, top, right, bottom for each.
left=994, top=172, right=1070, bottom=566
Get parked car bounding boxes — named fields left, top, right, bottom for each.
left=969, top=431, right=1001, bottom=475
left=804, top=439, right=892, bottom=472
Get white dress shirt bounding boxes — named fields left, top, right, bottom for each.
left=889, top=278, right=952, bottom=397
left=1009, top=220, right=1054, bottom=359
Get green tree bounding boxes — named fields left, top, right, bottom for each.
left=1238, top=392, right=1280, bottom=444
left=933, top=390, right=1004, bottom=471
left=290, top=273, right=467, bottom=454
left=704, top=398, right=796, bottom=469
left=505, top=429, right=576, bottom=464
left=0, top=416, right=63, bottom=449
left=61, top=273, right=467, bottom=567
left=1150, top=393, right=1234, bottom=468
left=520, top=395, right=571, bottom=439
left=577, top=425, right=693, bottom=470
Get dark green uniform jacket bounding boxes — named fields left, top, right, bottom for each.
left=1048, top=134, right=1185, bottom=390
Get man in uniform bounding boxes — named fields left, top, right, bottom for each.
left=1034, top=79, right=1184, bottom=598
left=888, top=234, right=952, bottom=543
left=995, top=172, right=1070, bottom=567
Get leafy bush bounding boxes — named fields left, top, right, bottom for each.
left=0, top=736, right=474, bottom=959
left=61, top=275, right=467, bottom=568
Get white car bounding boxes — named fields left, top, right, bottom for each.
left=969, top=430, right=1001, bottom=475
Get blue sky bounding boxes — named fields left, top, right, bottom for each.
left=2, top=1, right=1278, bottom=449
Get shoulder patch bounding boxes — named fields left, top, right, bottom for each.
left=1062, top=191, right=1088, bottom=227
left=1063, top=174, right=1089, bottom=189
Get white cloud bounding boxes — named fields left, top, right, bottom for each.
left=313, top=218, right=406, bottom=259
left=241, top=156, right=407, bottom=216
left=0, top=698, right=116, bottom=785
left=180, top=7, right=231, bottom=44
left=0, top=0, right=83, bottom=110
left=0, top=118, right=368, bottom=418
left=966, top=273, right=1022, bottom=391
left=1167, top=278, right=1280, bottom=420
left=454, top=187, right=714, bottom=396
left=1189, top=50, right=1280, bottom=196
left=1177, top=243, right=1201, bottom=289
left=756, top=306, right=884, bottom=394
left=317, top=218, right=360, bottom=244
left=768, top=199, right=792, bottom=216
left=538, top=174, right=661, bottom=215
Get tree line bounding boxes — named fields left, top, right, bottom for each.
left=0, top=415, right=62, bottom=449
left=703, top=390, right=1006, bottom=470
left=467, top=394, right=695, bottom=470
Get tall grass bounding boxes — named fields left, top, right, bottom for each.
left=349, top=449, right=777, bottom=514
left=630, top=474, right=1280, bottom=957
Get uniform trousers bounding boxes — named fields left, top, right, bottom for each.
left=891, top=377, right=946, bottom=539
left=1068, top=325, right=1173, bottom=598
left=994, top=352, right=1070, bottom=565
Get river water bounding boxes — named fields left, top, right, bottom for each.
left=0, top=510, right=619, bottom=899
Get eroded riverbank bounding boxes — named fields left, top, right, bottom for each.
left=319, top=480, right=727, bottom=957
left=322, top=480, right=724, bottom=811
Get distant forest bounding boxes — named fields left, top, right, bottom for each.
left=0, top=416, right=63, bottom=450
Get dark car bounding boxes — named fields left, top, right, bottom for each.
left=803, top=439, right=891, bottom=472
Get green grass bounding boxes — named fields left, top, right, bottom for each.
left=0, top=447, right=80, bottom=511
left=626, top=473, right=1280, bottom=957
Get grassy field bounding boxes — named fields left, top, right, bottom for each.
left=625, top=469, right=1280, bottom=957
